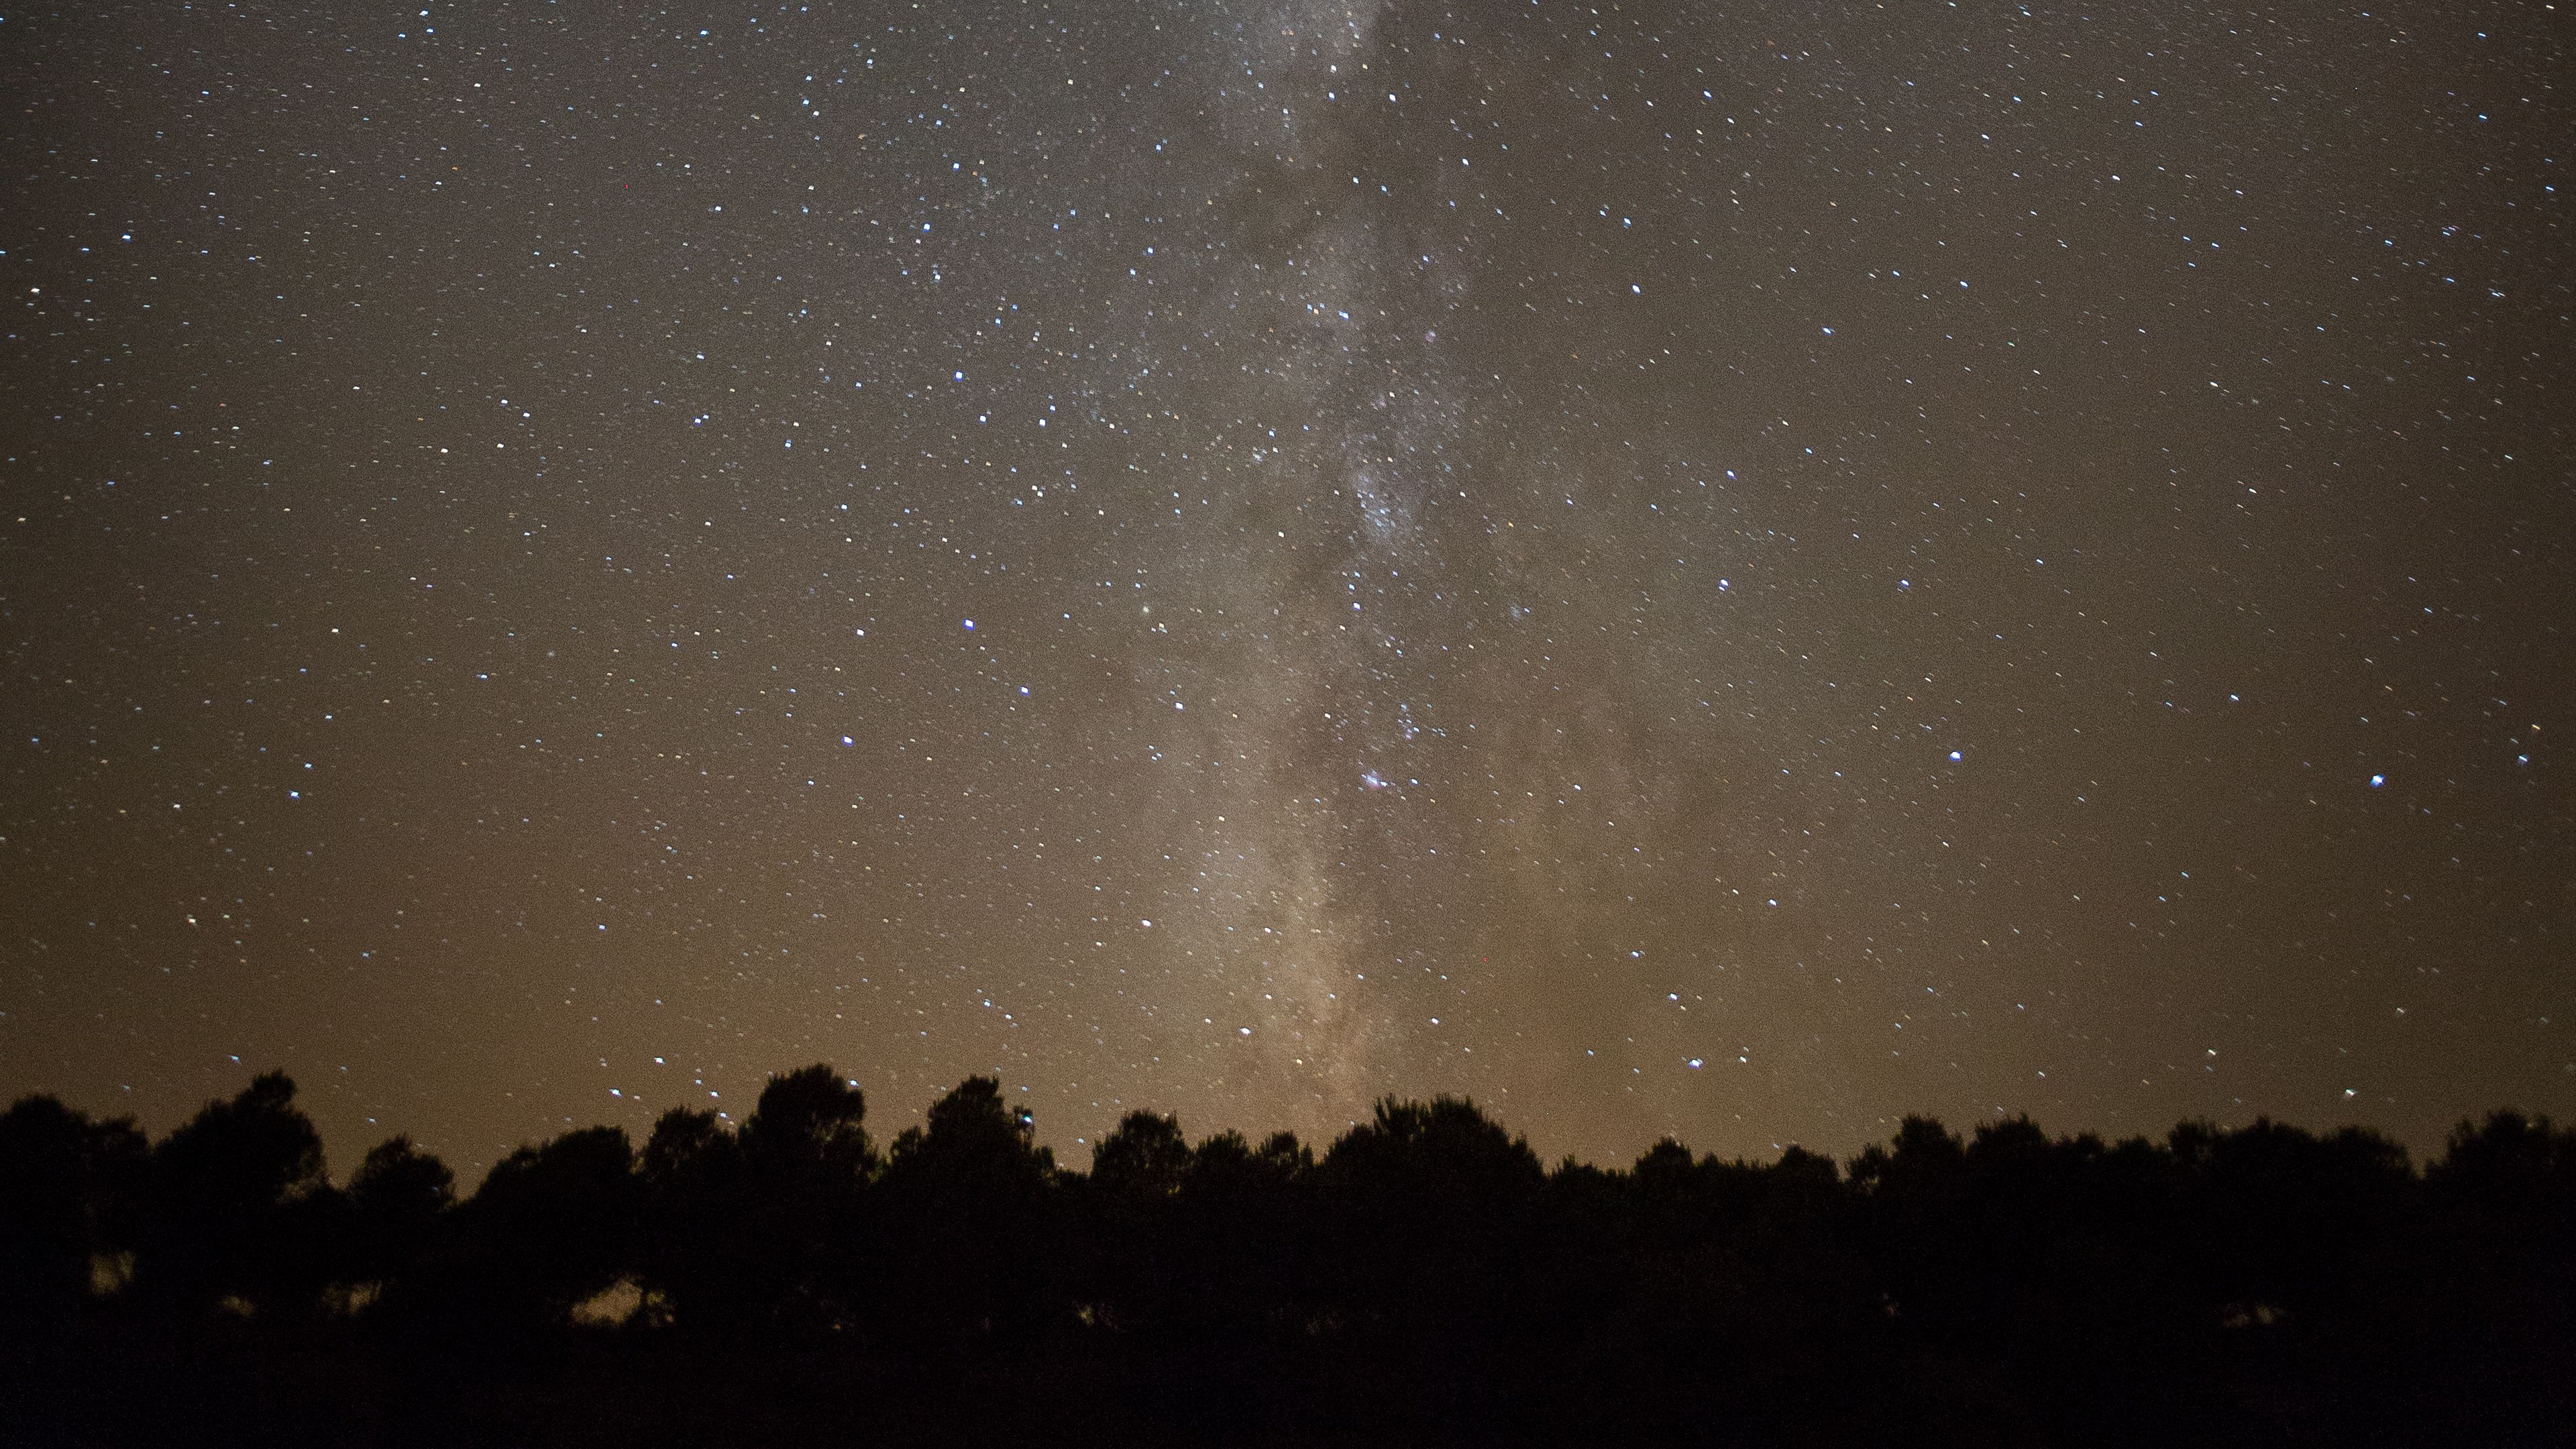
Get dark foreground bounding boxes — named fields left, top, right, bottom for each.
left=5, top=1070, right=2571, bottom=1445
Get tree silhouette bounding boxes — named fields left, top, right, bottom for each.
left=738, top=1064, right=875, bottom=1329
left=445, top=1124, right=637, bottom=1330
left=341, top=1134, right=453, bottom=1306
left=2171, top=1116, right=2412, bottom=1326
left=1314, top=1095, right=1545, bottom=1425
left=1089, top=1110, right=1189, bottom=1200
left=137, top=1071, right=334, bottom=1318
left=1183, top=1129, right=1313, bottom=1319
left=0, top=1095, right=146, bottom=1327
left=873, top=1077, right=1060, bottom=1344
left=9, top=1067, right=2575, bottom=1446
left=1078, top=1110, right=1191, bottom=1336
left=636, top=1105, right=748, bottom=1330
left=2413, top=1111, right=2576, bottom=1438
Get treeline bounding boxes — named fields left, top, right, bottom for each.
left=5, top=1068, right=2573, bottom=1446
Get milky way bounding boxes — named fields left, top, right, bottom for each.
left=3, top=0, right=2567, bottom=1175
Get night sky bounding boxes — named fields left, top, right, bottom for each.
left=4, top=0, right=2567, bottom=1177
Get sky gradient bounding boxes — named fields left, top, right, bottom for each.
left=4, top=0, right=2568, bottom=1177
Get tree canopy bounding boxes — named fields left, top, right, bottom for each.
left=4, top=1070, right=2569, bottom=1446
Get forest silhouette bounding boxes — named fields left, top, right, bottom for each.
left=4, top=1067, right=2571, bottom=1446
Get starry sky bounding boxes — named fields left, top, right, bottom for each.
left=3, top=0, right=2568, bottom=1176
